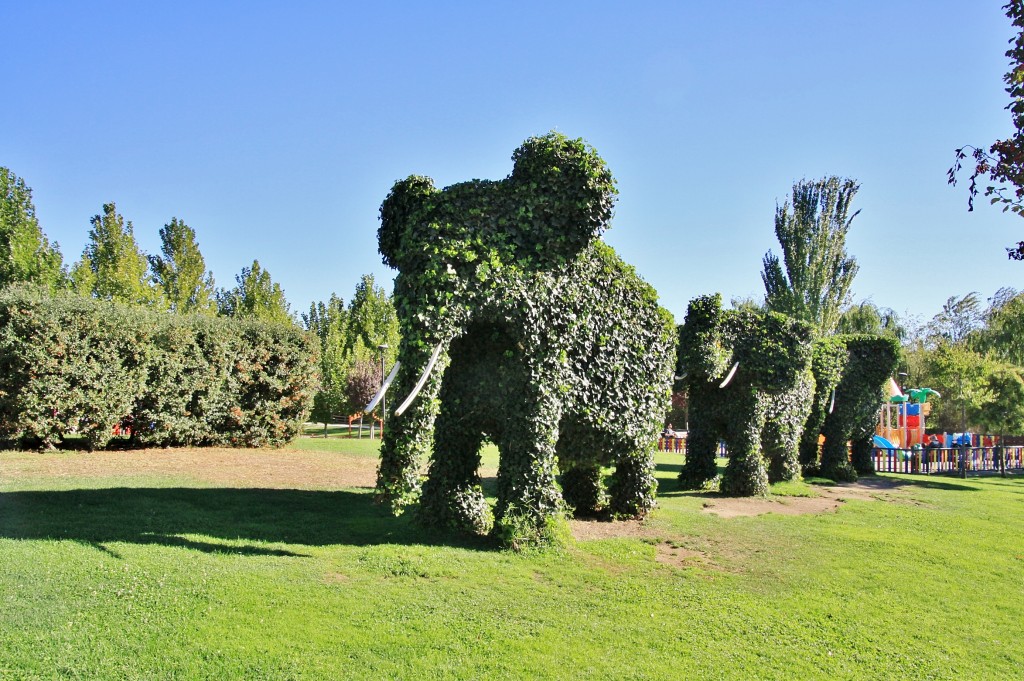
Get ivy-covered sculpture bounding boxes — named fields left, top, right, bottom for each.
left=677, top=294, right=814, bottom=496
left=372, top=133, right=676, bottom=542
left=817, top=335, right=901, bottom=481
left=798, top=337, right=849, bottom=474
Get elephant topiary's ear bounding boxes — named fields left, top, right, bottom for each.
left=507, top=132, right=617, bottom=265
left=379, top=175, right=437, bottom=268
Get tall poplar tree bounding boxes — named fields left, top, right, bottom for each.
left=72, top=203, right=161, bottom=306
left=303, top=294, right=348, bottom=425
left=761, top=176, right=860, bottom=335
left=217, top=259, right=293, bottom=324
left=149, top=217, right=216, bottom=314
left=0, top=167, right=64, bottom=291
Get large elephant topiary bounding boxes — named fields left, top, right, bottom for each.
left=677, top=294, right=814, bottom=496
left=817, top=335, right=901, bottom=481
left=372, top=133, right=676, bottom=542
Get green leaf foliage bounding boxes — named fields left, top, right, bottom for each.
left=677, top=294, right=814, bottom=496
left=762, top=177, right=860, bottom=335
left=375, top=133, right=676, bottom=545
left=217, top=259, right=294, bottom=325
left=798, top=336, right=849, bottom=472
left=72, top=203, right=162, bottom=307
left=149, top=218, right=217, bottom=315
left=0, top=167, right=65, bottom=291
left=0, top=286, right=316, bottom=450
left=817, top=335, right=901, bottom=481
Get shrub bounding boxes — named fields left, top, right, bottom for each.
left=0, top=286, right=316, bottom=449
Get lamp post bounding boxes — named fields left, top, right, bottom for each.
left=378, top=343, right=389, bottom=438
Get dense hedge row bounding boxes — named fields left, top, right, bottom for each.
left=0, top=287, right=316, bottom=449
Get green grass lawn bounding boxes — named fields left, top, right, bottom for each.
left=2, top=439, right=1022, bottom=680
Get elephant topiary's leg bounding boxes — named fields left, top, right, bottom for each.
left=798, top=428, right=822, bottom=472
left=820, top=420, right=858, bottom=482
left=850, top=436, right=875, bottom=476
left=493, top=392, right=565, bottom=543
left=607, top=447, right=657, bottom=518
left=765, top=371, right=813, bottom=484
left=559, top=463, right=604, bottom=517
left=377, top=345, right=446, bottom=511
left=679, top=385, right=720, bottom=489
left=419, top=408, right=492, bottom=535
left=764, top=419, right=802, bottom=484
left=720, top=393, right=770, bottom=496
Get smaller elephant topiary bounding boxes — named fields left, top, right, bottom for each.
left=817, top=335, right=901, bottom=481
left=798, top=337, right=849, bottom=474
left=373, top=132, right=676, bottom=543
left=677, top=294, right=814, bottom=496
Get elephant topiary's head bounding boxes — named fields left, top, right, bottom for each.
left=678, top=294, right=813, bottom=394
left=378, top=132, right=616, bottom=274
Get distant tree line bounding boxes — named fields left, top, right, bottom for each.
left=0, top=165, right=401, bottom=432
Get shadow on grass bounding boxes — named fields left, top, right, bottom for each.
left=808, top=474, right=981, bottom=493
left=0, top=487, right=496, bottom=556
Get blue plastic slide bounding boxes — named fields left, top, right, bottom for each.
left=872, top=435, right=898, bottom=449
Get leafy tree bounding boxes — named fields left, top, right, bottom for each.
left=948, top=1, right=1024, bottom=258
left=837, top=300, right=905, bottom=339
left=977, top=287, right=1024, bottom=365
left=927, top=293, right=983, bottom=344
left=303, top=294, right=348, bottom=427
left=344, top=274, right=400, bottom=363
left=344, top=357, right=381, bottom=417
left=761, top=176, right=860, bottom=335
left=149, top=218, right=216, bottom=314
left=217, top=259, right=293, bottom=324
left=978, top=362, right=1024, bottom=435
left=924, top=342, right=996, bottom=433
left=0, top=167, right=64, bottom=291
left=72, top=203, right=161, bottom=306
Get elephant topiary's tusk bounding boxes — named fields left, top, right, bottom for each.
left=364, top=361, right=402, bottom=413
left=829, top=389, right=836, bottom=414
left=718, top=362, right=739, bottom=388
left=394, top=344, right=444, bottom=416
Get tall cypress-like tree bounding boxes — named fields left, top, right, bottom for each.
left=72, top=202, right=161, bottom=306
left=149, top=217, right=216, bottom=315
left=217, top=259, right=293, bottom=324
left=303, top=294, right=348, bottom=425
left=345, top=273, right=400, bottom=362
left=0, top=167, right=64, bottom=291
left=761, top=177, right=860, bottom=335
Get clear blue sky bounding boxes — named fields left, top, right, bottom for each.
left=2, top=1, right=1020, bottom=325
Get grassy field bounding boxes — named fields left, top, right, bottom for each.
left=1, top=434, right=1023, bottom=680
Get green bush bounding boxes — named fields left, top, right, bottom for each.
left=0, top=286, right=316, bottom=449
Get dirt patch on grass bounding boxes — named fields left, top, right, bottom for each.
left=701, top=495, right=842, bottom=518
left=1, top=447, right=379, bottom=490
left=570, top=518, right=655, bottom=541
left=701, top=480, right=898, bottom=518
left=655, top=542, right=711, bottom=570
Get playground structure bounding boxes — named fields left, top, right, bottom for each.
left=875, top=378, right=940, bottom=449
left=872, top=377, right=1021, bottom=475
